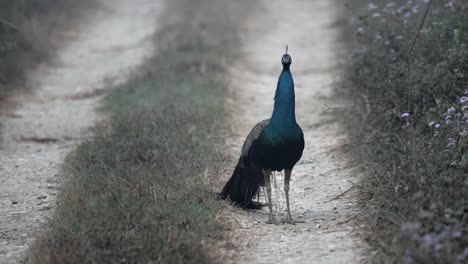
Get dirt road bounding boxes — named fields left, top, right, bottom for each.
left=225, top=1, right=365, bottom=263
left=0, top=1, right=161, bottom=262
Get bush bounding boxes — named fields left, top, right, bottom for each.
left=337, top=1, right=467, bottom=263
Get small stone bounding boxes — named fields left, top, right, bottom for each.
left=11, top=201, right=18, bottom=205
left=37, top=195, right=47, bottom=200
left=316, top=224, right=321, bottom=229
left=20, top=233, right=28, bottom=240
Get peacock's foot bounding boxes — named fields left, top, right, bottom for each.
left=266, top=217, right=279, bottom=225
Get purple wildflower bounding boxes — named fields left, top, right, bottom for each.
left=464, top=90, right=468, bottom=95
left=401, top=113, right=410, bottom=118
left=422, top=234, right=434, bottom=247
left=460, top=97, right=468, bottom=104
left=462, top=105, right=468, bottom=111
left=420, top=210, right=433, bottom=219
left=445, top=116, right=452, bottom=125
left=447, top=138, right=457, bottom=148
left=447, top=106, right=456, bottom=114
left=368, top=3, right=378, bottom=10
left=435, top=124, right=441, bottom=129
left=452, top=231, right=462, bottom=238
left=372, top=13, right=382, bottom=17
left=428, top=121, right=436, bottom=127
left=457, top=248, right=468, bottom=262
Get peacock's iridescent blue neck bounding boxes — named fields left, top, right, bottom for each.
left=270, top=67, right=296, bottom=129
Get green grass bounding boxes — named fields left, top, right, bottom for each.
left=29, top=0, right=250, bottom=262
left=337, top=1, right=467, bottom=263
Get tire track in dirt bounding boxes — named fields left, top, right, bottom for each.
left=0, top=1, right=161, bottom=262
left=224, top=1, right=365, bottom=263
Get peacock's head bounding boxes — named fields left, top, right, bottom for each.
left=281, top=45, right=291, bottom=66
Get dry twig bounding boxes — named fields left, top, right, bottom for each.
left=0, top=18, right=18, bottom=31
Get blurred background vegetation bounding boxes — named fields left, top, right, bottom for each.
left=0, top=0, right=92, bottom=102
left=337, top=0, right=467, bottom=263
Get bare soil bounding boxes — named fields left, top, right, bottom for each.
left=223, top=0, right=366, bottom=263
left=0, top=0, right=161, bottom=262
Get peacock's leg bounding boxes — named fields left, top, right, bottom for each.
left=284, top=169, right=294, bottom=223
left=263, top=169, right=276, bottom=224
left=284, top=169, right=303, bottom=224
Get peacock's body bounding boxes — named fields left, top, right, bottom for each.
left=220, top=48, right=304, bottom=224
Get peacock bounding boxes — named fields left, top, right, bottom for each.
left=220, top=46, right=304, bottom=224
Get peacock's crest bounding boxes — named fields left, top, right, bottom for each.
left=281, top=45, right=292, bottom=65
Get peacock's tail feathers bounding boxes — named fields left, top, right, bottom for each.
left=219, top=120, right=270, bottom=209
left=219, top=158, right=264, bottom=209
left=239, top=119, right=270, bottom=167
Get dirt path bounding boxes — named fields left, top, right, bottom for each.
left=225, top=1, right=365, bottom=263
left=0, top=1, right=161, bottom=262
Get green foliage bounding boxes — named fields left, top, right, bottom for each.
left=338, top=1, right=467, bottom=263
left=29, top=0, right=249, bottom=262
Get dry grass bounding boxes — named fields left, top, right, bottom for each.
left=337, top=1, right=467, bottom=263
left=28, top=0, right=251, bottom=262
